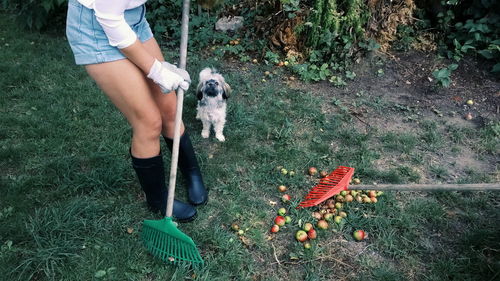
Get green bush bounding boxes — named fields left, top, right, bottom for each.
left=2, top=0, right=67, bottom=31
left=436, top=0, right=500, bottom=72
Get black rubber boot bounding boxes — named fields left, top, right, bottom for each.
left=164, top=132, right=208, bottom=205
left=131, top=152, right=196, bottom=222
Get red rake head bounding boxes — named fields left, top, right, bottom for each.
left=297, top=166, right=355, bottom=208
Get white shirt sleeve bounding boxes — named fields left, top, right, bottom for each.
left=93, top=0, right=137, bottom=49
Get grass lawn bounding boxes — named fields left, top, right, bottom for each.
left=1, top=12, right=499, bottom=281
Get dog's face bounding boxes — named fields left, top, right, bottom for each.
left=196, top=68, right=231, bottom=101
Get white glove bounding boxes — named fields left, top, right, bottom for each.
left=147, top=59, right=190, bottom=93
left=162, top=62, right=191, bottom=85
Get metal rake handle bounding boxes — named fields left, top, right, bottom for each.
left=166, top=0, right=191, bottom=218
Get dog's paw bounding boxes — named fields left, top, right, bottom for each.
left=201, top=130, right=209, bottom=138
left=216, top=134, right=225, bottom=142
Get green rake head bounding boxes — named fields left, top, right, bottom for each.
left=142, top=217, right=204, bottom=266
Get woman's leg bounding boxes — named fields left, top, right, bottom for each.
left=142, top=37, right=185, bottom=138
left=85, top=58, right=162, bottom=158
left=84, top=58, right=196, bottom=221
left=141, top=38, right=208, bottom=206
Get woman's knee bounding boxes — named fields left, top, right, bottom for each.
left=133, top=111, right=163, bottom=139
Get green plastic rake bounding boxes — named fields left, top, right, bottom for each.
left=141, top=0, right=203, bottom=266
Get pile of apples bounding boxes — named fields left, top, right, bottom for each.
left=269, top=185, right=293, bottom=234
left=313, top=189, right=383, bottom=224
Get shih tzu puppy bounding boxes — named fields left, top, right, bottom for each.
left=196, top=67, right=231, bottom=142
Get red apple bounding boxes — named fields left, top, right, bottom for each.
left=303, top=222, right=313, bottom=232
left=368, top=190, right=377, bottom=198
left=270, top=225, right=279, bottom=233
left=308, top=167, right=318, bottom=176
left=307, top=228, right=317, bottom=240
left=317, top=220, right=328, bottom=230
left=278, top=185, right=287, bottom=192
left=295, top=230, right=308, bottom=242
left=353, top=230, right=366, bottom=241
left=371, top=197, right=378, bottom=203
left=274, top=216, right=286, bottom=226
left=281, top=194, right=291, bottom=203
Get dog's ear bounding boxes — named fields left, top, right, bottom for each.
left=196, top=82, right=203, bottom=100
left=222, top=82, right=231, bottom=99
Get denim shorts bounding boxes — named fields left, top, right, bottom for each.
left=66, top=0, right=154, bottom=65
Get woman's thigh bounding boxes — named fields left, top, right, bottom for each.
left=85, top=59, right=162, bottom=135
left=142, top=37, right=185, bottom=137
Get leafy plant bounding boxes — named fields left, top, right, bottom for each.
left=3, top=0, right=67, bottom=31
left=432, top=63, right=458, bottom=87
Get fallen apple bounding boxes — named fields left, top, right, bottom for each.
left=231, top=223, right=240, bottom=231
left=280, top=168, right=288, bottom=175
left=285, top=216, right=292, bottom=224
left=238, top=229, right=244, bottom=236
left=345, top=194, right=354, bottom=202
left=303, top=241, right=312, bottom=249
left=281, top=194, right=291, bottom=203
left=277, top=185, right=287, bottom=192
left=303, top=222, right=313, bottom=232
left=335, top=202, right=343, bottom=209
left=340, top=191, right=348, bottom=196
left=336, top=195, right=344, bottom=203
left=368, top=190, right=377, bottom=198
left=308, top=167, right=318, bottom=176
left=353, top=178, right=361, bottom=184
left=353, top=230, right=366, bottom=241
left=252, top=59, right=258, bottom=63
left=307, top=228, right=317, bottom=240
left=270, top=225, right=279, bottom=233
left=289, top=170, right=295, bottom=176
left=320, top=171, right=328, bottom=178
left=371, top=197, right=378, bottom=203
left=274, top=216, right=286, bottom=226
left=466, top=99, right=474, bottom=105
left=363, top=197, right=372, bottom=203
left=278, top=207, right=287, bottom=216
left=317, top=220, right=329, bottom=230
left=339, top=211, right=347, bottom=218
left=324, top=213, right=334, bottom=221
left=295, top=230, right=308, bottom=242
left=312, top=212, right=322, bottom=220
left=334, top=216, right=343, bottom=224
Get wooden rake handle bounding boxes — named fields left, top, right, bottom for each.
left=351, top=183, right=500, bottom=191
left=166, top=0, right=191, bottom=218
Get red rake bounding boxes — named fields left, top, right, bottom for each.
left=297, top=166, right=355, bottom=208
left=297, top=166, right=500, bottom=208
